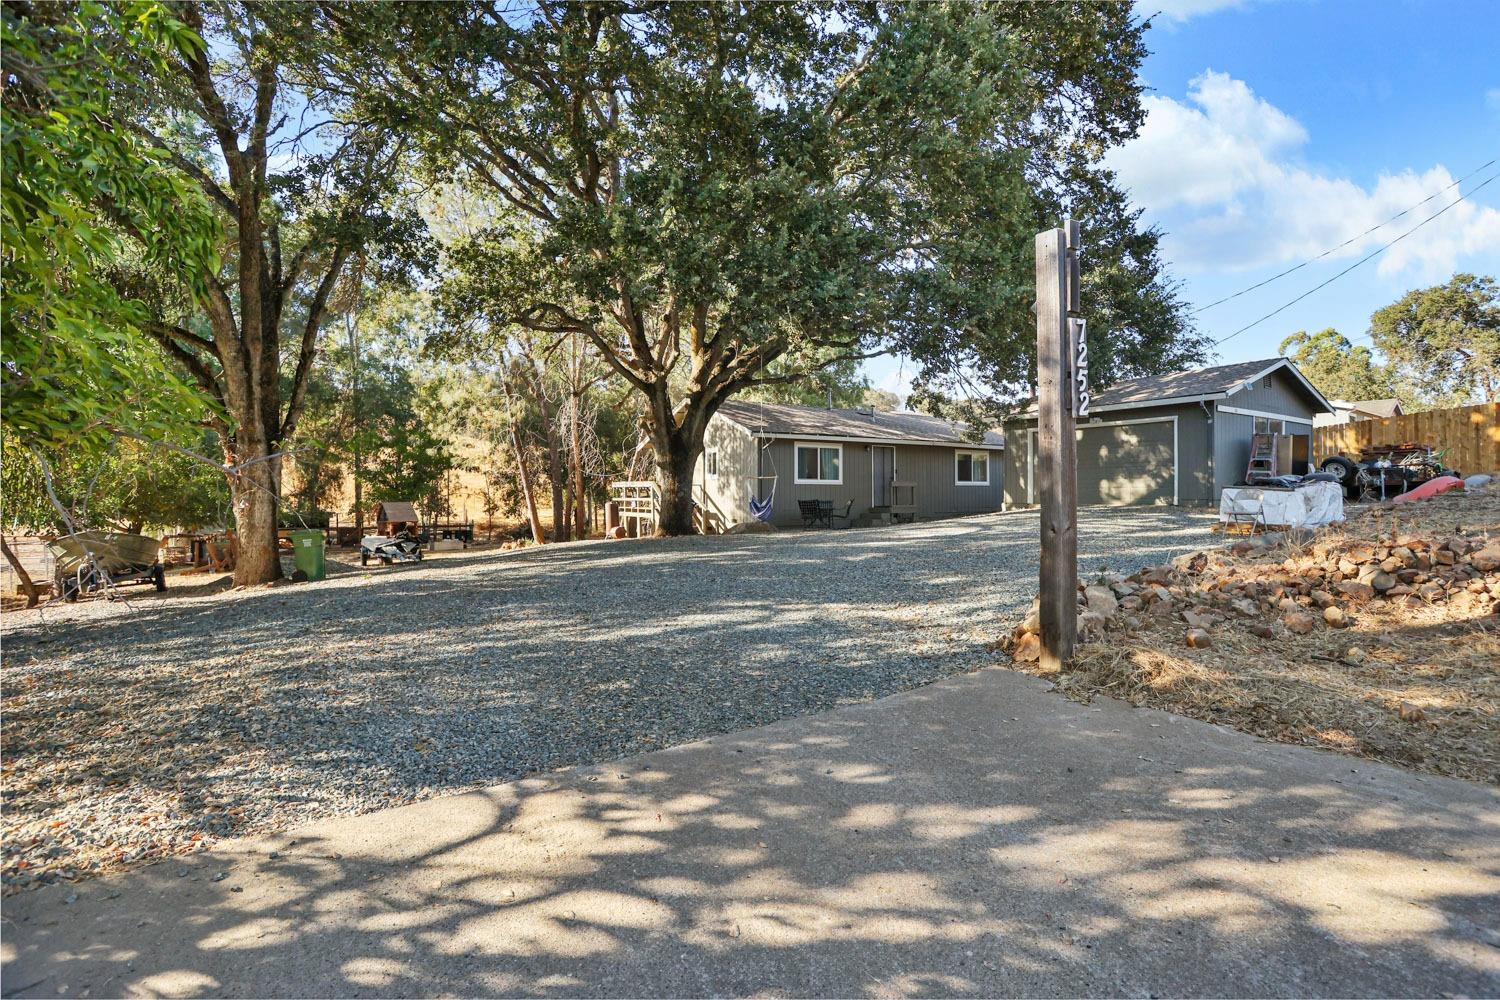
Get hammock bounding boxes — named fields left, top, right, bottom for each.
left=748, top=478, right=776, bottom=521
left=747, top=439, right=778, bottom=522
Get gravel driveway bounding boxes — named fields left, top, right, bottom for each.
left=1, top=507, right=1217, bottom=891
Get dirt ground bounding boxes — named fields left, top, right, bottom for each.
left=1006, top=482, right=1500, bottom=785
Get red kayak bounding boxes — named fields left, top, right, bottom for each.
left=1393, top=475, right=1464, bottom=503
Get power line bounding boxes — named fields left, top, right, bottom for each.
left=1193, top=156, right=1497, bottom=315
left=1212, top=167, right=1500, bottom=348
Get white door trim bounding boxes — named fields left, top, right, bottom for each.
left=871, top=445, right=895, bottom=506
left=1027, top=415, right=1179, bottom=506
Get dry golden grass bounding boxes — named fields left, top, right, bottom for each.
left=1013, top=483, right=1500, bottom=786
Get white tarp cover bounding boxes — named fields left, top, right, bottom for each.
left=1219, top=480, right=1344, bottom=529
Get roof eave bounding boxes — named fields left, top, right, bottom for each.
left=1017, top=393, right=1224, bottom=418
left=751, top=430, right=1003, bottom=449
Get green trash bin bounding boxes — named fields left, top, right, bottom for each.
left=290, top=529, right=327, bottom=582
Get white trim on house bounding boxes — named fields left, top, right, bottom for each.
left=954, top=449, right=991, bottom=486
left=1216, top=404, right=1315, bottom=425
left=794, top=441, right=844, bottom=485
left=1025, top=393, right=1218, bottom=417
left=1026, top=415, right=1179, bottom=506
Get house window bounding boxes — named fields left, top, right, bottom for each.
left=1263, top=376, right=1273, bottom=389
left=955, top=449, right=990, bottom=486
left=1253, top=416, right=1285, bottom=435
left=705, top=449, right=719, bottom=479
left=795, top=443, right=842, bottom=484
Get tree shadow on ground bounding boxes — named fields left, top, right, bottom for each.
left=0, top=512, right=1226, bottom=892
left=2, top=667, right=1496, bottom=998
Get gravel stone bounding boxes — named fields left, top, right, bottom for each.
left=0, top=508, right=1217, bottom=890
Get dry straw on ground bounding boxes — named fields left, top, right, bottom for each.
left=1006, top=483, right=1500, bottom=785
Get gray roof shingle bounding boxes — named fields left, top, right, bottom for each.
left=1089, top=358, right=1287, bottom=408
left=717, top=400, right=1003, bottom=447
left=1337, top=398, right=1403, bottom=418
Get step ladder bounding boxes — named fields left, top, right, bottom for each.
left=1245, top=433, right=1284, bottom=484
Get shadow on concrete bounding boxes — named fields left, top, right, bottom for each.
left=2, top=667, right=1496, bottom=997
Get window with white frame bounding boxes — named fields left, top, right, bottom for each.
left=955, top=449, right=990, bottom=486
left=1253, top=416, right=1285, bottom=435
left=705, top=449, right=718, bottom=479
left=794, top=443, right=842, bottom=484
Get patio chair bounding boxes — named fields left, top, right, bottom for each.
left=798, top=499, right=854, bottom=529
left=798, top=499, right=827, bottom=529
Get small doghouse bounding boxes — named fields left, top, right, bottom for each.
left=376, top=501, right=420, bottom=536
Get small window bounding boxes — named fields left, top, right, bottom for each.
left=955, top=449, right=990, bottom=486
left=1253, top=416, right=1285, bottom=435
left=705, top=449, right=719, bottom=479
left=794, top=443, right=842, bottom=484
left=1263, top=377, right=1273, bottom=389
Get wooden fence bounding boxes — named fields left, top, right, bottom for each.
left=1312, top=402, right=1500, bottom=475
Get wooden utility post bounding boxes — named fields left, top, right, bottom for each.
left=1036, top=221, right=1081, bottom=670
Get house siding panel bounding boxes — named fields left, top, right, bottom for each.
left=749, top=437, right=1001, bottom=528
left=1005, top=403, right=1213, bottom=506
left=694, top=417, right=758, bottom=532
left=1213, top=369, right=1319, bottom=492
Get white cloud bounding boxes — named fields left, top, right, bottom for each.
left=1107, top=71, right=1500, bottom=281
left=1137, top=0, right=1252, bottom=25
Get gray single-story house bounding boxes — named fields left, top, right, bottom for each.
left=1002, top=357, right=1336, bottom=507
left=696, top=400, right=1004, bottom=530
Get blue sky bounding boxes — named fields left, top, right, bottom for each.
left=866, top=0, right=1500, bottom=401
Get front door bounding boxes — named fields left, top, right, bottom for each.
left=872, top=446, right=896, bottom=506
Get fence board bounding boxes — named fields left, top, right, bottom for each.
left=1312, top=402, right=1500, bottom=475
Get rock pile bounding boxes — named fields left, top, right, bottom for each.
left=1008, top=529, right=1500, bottom=659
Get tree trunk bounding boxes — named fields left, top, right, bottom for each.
left=228, top=431, right=282, bottom=586
left=654, top=441, right=698, bottom=536
left=1, top=535, right=40, bottom=608
left=538, top=404, right=567, bottom=543
left=570, top=396, right=587, bottom=540
left=509, top=422, right=546, bottom=545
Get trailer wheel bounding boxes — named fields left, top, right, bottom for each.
left=361, top=550, right=370, bottom=567
left=153, top=564, right=167, bottom=591
left=1320, top=455, right=1358, bottom=484
left=62, top=578, right=79, bottom=602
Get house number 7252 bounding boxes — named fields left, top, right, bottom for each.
left=1071, top=317, right=1089, bottom=418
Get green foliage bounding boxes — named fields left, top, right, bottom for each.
left=321, top=5, right=1042, bottom=429
left=288, top=293, right=457, bottom=516
left=903, top=10, right=1205, bottom=421
left=1, top=429, right=229, bottom=536
left=1279, top=328, right=1396, bottom=404
left=737, top=356, right=870, bottom=409
left=1, top=1, right=220, bottom=451
left=1369, top=274, right=1499, bottom=407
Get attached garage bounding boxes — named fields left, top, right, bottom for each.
left=1004, top=357, right=1336, bottom=507
left=1026, top=417, right=1177, bottom=507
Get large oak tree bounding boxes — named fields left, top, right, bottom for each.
left=1370, top=274, right=1499, bottom=407
left=111, top=1, right=419, bottom=583
left=315, top=1, right=1087, bottom=534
